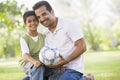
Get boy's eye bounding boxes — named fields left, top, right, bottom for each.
left=27, top=19, right=37, bottom=23
left=33, top=19, right=37, bottom=22
left=28, top=20, right=32, bottom=23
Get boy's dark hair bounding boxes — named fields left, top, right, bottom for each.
left=23, top=11, right=37, bottom=24
left=33, top=1, right=52, bottom=12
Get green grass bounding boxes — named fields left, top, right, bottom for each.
left=0, top=58, right=25, bottom=80
left=0, top=51, right=120, bottom=80
left=84, top=51, right=120, bottom=80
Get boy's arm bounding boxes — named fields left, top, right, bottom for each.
left=24, top=53, right=42, bottom=67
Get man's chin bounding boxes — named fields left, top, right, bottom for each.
left=42, top=24, right=49, bottom=27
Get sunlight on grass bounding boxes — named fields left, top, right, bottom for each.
left=84, top=51, right=120, bottom=80
left=0, top=51, right=120, bottom=80
left=0, top=58, right=25, bottom=80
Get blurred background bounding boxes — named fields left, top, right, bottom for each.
left=0, top=0, right=120, bottom=80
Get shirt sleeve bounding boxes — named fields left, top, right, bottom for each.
left=20, top=37, right=29, bottom=58
left=66, top=21, right=84, bottom=42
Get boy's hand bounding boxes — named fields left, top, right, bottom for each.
left=33, top=60, right=42, bottom=67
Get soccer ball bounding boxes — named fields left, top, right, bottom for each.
left=39, top=46, right=60, bottom=66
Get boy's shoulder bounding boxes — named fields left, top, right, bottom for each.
left=38, top=32, right=45, bottom=38
left=21, top=33, right=28, bottom=38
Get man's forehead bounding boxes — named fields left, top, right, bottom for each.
left=35, top=6, right=48, bottom=14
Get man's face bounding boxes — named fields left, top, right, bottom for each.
left=35, top=6, right=54, bottom=28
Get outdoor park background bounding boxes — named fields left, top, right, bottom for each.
left=0, top=0, right=120, bottom=80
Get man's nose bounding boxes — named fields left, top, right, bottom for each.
left=39, top=16, right=45, bottom=22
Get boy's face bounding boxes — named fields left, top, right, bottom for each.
left=25, top=15, right=38, bottom=31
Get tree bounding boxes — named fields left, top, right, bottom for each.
left=0, top=0, right=27, bottom=58
left=54, top=0, right=112, bottom=50
left=109, top=0, right=120, bottom=49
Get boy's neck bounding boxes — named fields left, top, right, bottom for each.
left=28, top=31, right=38, bottom=37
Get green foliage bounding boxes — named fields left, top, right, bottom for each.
left=0, top=0, right=27, bottom=58
left=82, top=23, right=111, bottom=51
left=112, top=20, right=120, bottom=49
left=56, top=0, right=120, bottom=51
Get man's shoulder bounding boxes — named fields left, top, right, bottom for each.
left=59, top=18, right=76, bottom=24
left=59, top=17, right=72, bottom=22
left=59, top=18, right=77, bottom=27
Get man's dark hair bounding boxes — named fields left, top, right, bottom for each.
left=33, top=1, right=52, bottom=12
left=23, top=11, right=37, bottom=24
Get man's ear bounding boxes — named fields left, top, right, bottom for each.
left=51, top=10, right=54, bottom=16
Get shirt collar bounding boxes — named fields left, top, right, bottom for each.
left=48, top=18, right=63, bottom=34
left=56, top=18, right=63, bottom=31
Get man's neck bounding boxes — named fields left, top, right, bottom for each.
left=49, top=17, right=58, bottom=33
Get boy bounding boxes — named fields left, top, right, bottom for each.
left=19, top=10, right=44, bottom=80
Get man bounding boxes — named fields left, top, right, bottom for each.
left=33, top=1, right=94, bottom=80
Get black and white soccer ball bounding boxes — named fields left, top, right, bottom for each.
left=39, top=46, right=60, bottom=66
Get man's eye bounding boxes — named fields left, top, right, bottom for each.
left=42, top=13, right=47, bottom=16
left=37, top=16, right=40, bottom=19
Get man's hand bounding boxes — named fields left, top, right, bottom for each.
left=49, top=55, right=67, bottom=68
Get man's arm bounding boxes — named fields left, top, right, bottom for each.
left=65, top=38, right=86, bottom=63
left=50, top=38, right=86, bottom=68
